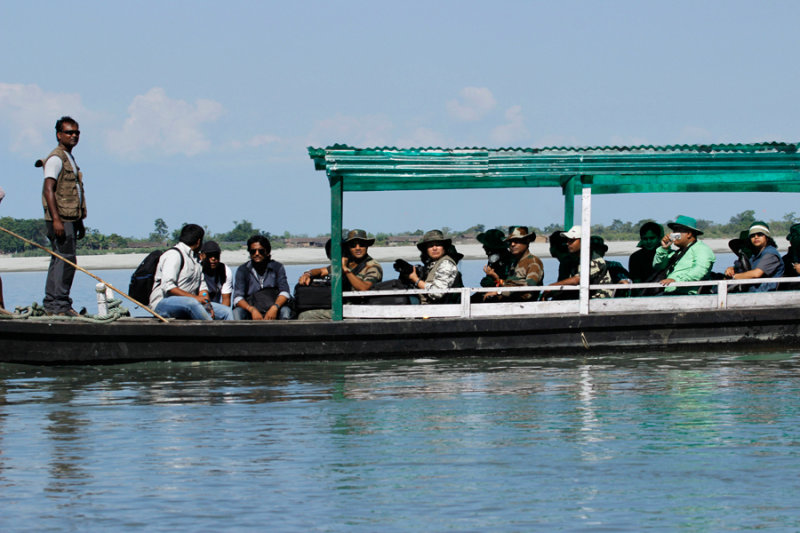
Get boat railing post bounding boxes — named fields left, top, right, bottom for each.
left=460, top=288, right=471, bottom=317
left=579, top=182, right=591, bottom=315
left=717, top=278, right=728, bottom=309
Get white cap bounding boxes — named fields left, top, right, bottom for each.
left=561, top=225, right=581, bottom=239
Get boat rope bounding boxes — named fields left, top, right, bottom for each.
left=0, top=298, right=130, bottom=323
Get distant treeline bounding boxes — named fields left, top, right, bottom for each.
left=1, top=211, right=798, bottom=256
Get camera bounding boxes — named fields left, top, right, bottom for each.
left=669, top=232, right=682, bottom=241
left=393, top=258, right=415, bottom=277
left=487, top=253, right=503, bottom=273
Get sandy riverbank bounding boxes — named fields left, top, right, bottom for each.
left=0, top=239, right=753, bottom=273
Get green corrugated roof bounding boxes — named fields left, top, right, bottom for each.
left=308, top=142, right=800, bottom=194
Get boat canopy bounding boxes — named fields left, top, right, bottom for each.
left=308, top=142, right=800, bottom=319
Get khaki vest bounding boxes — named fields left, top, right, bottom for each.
left=38, top=146, right=86, bottom=221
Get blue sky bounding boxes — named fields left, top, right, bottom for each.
left=1, top=0, right=799, bottom=239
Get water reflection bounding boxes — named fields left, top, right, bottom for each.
left=1, top=352, right=799, bottom=530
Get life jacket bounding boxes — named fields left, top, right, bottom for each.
left=37, top=146, right=86, bottom=221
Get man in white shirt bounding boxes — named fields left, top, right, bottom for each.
left=149, top=224, right=233, bottom=320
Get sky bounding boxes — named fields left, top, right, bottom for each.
left=1, top=0, right=799, bottom=239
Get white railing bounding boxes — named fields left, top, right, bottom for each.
left=341, top=278, right=800, bottom=319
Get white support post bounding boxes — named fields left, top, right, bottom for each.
left=717, top=279, right=728, bottom=309
left=96, top=282, right=108, bottom=316
left=460, top=288, right=471, bottom=317
left=579, top=186, right=592, bottom=315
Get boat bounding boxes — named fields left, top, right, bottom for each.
left=2, top=142, right=800, bottom=365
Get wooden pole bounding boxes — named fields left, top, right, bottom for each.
left=0, top=224, right=168, bottom=323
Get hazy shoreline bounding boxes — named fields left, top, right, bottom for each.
left=0, top=239, right=749, bottom=273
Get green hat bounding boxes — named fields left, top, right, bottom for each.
left=787, top=223, right=800, bottom=241
left=590, top=235, right=608, bottom=254
left=476, top=228, right=506, bottom=249
left=667, top=215, right=703, bottom=235
left=748, top=221, right=771, bottom=237
left=343, top=229, right=375, bottom=246
left=416, top=229, right=451, bottom=252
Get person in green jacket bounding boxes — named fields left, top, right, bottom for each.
left=653, top=215, right=715, bottom=295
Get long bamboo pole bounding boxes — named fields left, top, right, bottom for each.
left=0, top=224, right=168, bottom=322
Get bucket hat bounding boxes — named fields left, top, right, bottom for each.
left=590, top=235, right=608, bottom=254
left=787, top=223, right=800, bottom=241
left=667, top=215, right=703, bottom=235
left=748, top=221, right=771, bottom=237
left=343, top=229, right=375, bottom=247
left=504, top=226, right=536, bottom=243
left=728, top=230, right=753, bottom=255
left=416, top=229, right=451, bottom=252
left=476, top=228, right=506, bottom=250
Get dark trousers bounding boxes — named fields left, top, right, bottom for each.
left=44, top=220, right=77, bottom=313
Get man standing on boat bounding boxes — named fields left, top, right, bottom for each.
left=149, top=224, right=233, bottom=320
left=37, top=116, right=86, bottom=317
left=724, top=221, right=783, bottom=291
left=653, top=215, right=715, bottom=295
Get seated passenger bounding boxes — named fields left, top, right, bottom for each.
left=653, top=215, right=715, bottom=295
left=483, top=226, right=544, bottom=301
left=233, top=235, right=293, bottom=320
left=200, top=240, right=232, bottom=307
left=549, top=229, right=579, bottom=282
left=627, top=221, right=663, bottom=283
left=476, top=229, right=513, bottom=288
left=590, top=236, right=631, bottom=284
left=780, top=223, right=800, bottom=291
left=728, top=230, right=755, bottom=275
left=297, top=229, right=383, bottom=320
left=724, top=221, right=783, bottom=291
left=149, top=224, right=233, bottom=320
left=546, top=226, right=613, bottom=299
left=406, top=229, right=463, bottom=304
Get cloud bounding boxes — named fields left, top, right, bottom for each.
left=306, top=113, right=394, bottom=147
left=0, top=82, right=87, bottom=152
left=490, top=105, right=530, bottom=145
left=106, top=88, right=223, bottom=158
left=446, top=87, right=497, bottom=122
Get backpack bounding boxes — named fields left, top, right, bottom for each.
left=128, top=248, right=183, bottom=306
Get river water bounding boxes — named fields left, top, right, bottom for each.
left=2, top=353, right=799, bottom=531
left=5, top=255, right=794, bottom=531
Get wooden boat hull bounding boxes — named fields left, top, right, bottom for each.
left=2, top=305, right=799, bottom=365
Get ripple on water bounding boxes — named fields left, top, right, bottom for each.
left=1, top=353, right=800, bottom=530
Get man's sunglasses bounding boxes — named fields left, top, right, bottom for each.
left=248, top=248, right=267, bottom=256
left=60, top=130, right=80, bottom=136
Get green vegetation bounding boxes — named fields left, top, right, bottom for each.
left=1, top=212, right=798, bottom=257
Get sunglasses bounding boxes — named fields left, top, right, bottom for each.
left=60, top=130, right=80, bottom=136
left=750, top=232, right=766, bottom=238
left=248, top=248, right=267, bottom=256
